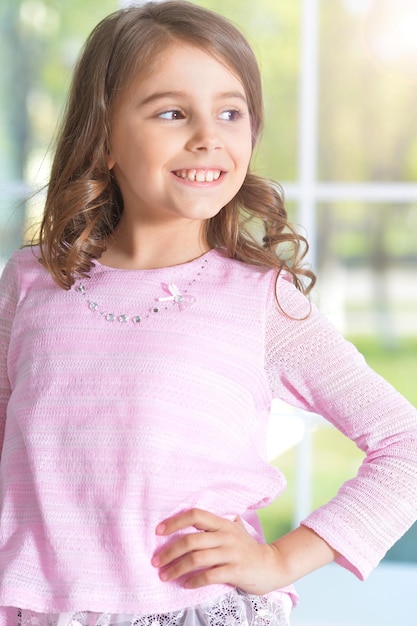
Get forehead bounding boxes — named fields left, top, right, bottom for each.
left=127, top=41, right=245, bottom=100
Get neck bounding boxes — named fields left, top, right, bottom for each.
left=99, top=220, right=210, bottom=270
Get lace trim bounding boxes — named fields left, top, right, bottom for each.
left=17, top=590, right=291, bottom=626
left=200, top=591, right=290, bottom=626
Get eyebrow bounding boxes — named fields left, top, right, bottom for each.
left=138, top=90, right=248, bottom=107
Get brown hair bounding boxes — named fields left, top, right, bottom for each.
left=38, top=0, right=315, bottom=293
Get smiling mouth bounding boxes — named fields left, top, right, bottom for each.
left=173, top=169, right=222, bottom=183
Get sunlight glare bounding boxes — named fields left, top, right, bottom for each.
left=359, top=0, right=417, bottom=81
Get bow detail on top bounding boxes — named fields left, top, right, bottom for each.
left=157, top=283, right=196, bottom=310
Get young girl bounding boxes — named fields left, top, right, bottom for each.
left=0, top=1, right=416, bottom=625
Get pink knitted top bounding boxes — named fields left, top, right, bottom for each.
left=0, top=246, right=416, bottom=616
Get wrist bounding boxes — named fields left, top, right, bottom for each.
left=270, top=525, right=338, bottom=586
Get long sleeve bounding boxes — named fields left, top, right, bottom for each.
left=0, top=254, right=20, bottom=458
left=265, top=272, right=417, bottom=580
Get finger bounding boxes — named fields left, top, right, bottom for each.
left=183, top=563, right=235, bottom=589
left=152, top=530, right=221, bottom=569
left=158, top=547, right=231, bottom=582
left=156, top=508, right=226, bottom=536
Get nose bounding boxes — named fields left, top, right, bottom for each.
left=185, top=118, right=223, bottom=152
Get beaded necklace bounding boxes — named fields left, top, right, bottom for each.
left=74, top=258, right=208, bottom=326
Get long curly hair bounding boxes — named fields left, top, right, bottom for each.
left=38, top=0, right=315, bottom=293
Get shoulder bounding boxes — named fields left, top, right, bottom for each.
left=210, top=247, right=277, bottom=286
left=1, top=246, right=50, bottom=302
left=209, top=249, right=314, bottom=317
left=273, top=270, right=313, bottom=319
left=2, top=245, right=41, bottom=273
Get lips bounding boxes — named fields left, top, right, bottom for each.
left=173, top=169, right=222, bottom=182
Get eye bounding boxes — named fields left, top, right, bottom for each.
left=158, top=110, right=185, bottom=120
left=218, top=109, right=243, bottom=122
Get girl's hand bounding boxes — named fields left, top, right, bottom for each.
left=151, top=508, right=287, bottom=594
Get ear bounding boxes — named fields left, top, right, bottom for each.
left=107, top=152, right=116, bottom=170
left=106, top=137, right=116, bottom=170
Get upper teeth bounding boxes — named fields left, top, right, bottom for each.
left=174, top=169, right=221, bottom=182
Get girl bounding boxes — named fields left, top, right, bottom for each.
left=0, top=1, right=416, bottom=625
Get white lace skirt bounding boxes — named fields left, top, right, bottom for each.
left=17, top=589, right=292, bottom=626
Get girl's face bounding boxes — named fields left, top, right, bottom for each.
left=107, top=42, right=253, bottom=233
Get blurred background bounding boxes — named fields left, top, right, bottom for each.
left=1, top=0, right=416, bottom=624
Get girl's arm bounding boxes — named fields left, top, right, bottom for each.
left=264, top=273, right=417, bottom=580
